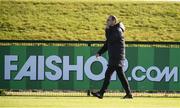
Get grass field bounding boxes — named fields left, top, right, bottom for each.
left=0, top=0, right=180, bottom=41
left=0, top=96, right=180, bottom=108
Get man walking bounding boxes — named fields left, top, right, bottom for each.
left=91, top=15, right=133, bottom=99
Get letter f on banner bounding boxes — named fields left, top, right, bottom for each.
left=4, top=55, right=18, bottom=80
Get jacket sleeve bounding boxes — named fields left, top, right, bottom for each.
left=97, top=40, right=108, bottom=56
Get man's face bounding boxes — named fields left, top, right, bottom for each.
left=107, top=16, right=116, bottom=27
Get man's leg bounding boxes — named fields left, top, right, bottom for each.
left=91, top=66, right=115, bottom=99
left=116, top=66, right=132, bottom=98
left=99, top=66, right=115, bottom=93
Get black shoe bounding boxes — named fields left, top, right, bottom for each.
left=123, top=94, right=133, bottom=99
left=91, top=92, right=103, bottom=99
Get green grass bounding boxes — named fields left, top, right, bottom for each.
left=0, top=96, right=180, bottom=108
left=0, top=0, right=180, bottom=41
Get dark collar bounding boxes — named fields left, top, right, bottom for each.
left=109, top=23, right=120, bottom=29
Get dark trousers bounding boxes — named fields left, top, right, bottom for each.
left=100, top=66, right=131, bottom=95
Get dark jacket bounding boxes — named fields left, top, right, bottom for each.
left=97, top=22, right=125, bottom=67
